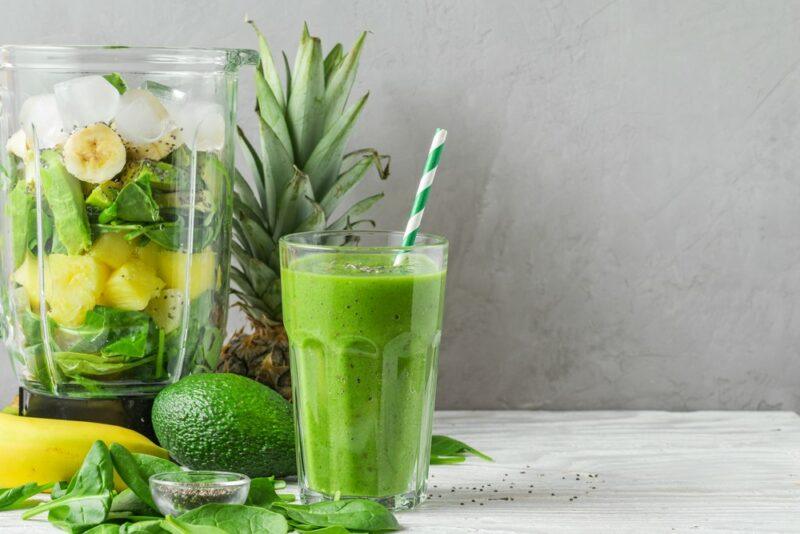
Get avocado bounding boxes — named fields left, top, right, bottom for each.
left=40, top=150, right=91, bottom=255
left=8, top=181, right=34, bottom=269
left=86, top=182, right=119, bottom=210
left=152, top=373, right=296, bottom=477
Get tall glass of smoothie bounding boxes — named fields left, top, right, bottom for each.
left=280, top=230, right=447, bottom=511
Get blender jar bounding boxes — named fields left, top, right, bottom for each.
left=0, top=46, right=257, bottom=430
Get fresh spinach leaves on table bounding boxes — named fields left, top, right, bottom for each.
left=245, top=477, right=294, bottom=508
left=110, top=444, right=160, bottom=512
left=22, top=440, right=114, bottom=531
left=111, top=447, right=182, bottom=515
left=430, top=434, right=493, bottom=464
left=179, top=504, right=288, bottom=534
left=271, top=500, right=400, bottom=532
left=14, top=442, right=402, bottom=533
left=161, top=515, right=227, bottom=534
left=0, top=481, right=52, bottom=511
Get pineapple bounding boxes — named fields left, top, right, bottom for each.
left=46, top=254, right=110, bottom=327
left=103, top=259, right=164, bottom=311
left=134, top=241, right=161, bottom=271
left=157, top=248, right=216, bottom=300
left=13, top=252, right=42, bottom=310
left=90, top=232, right=134, bottom=269
left=146, top=288, right=184, bottom=333
left=217, top=22, right=390, bottom=400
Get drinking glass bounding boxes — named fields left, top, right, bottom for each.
left=280, top=230, right=448, bottom=511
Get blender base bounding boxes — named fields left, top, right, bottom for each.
left=19, top=388, right=158, bottom=443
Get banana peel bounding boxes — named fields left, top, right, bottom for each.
left=0, top=412, right=167, bottom=490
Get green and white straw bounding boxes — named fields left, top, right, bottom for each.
left=395, top=128, right=447, bottom=264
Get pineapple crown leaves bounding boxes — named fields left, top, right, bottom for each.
left=232, top=22, right=390, bottom=324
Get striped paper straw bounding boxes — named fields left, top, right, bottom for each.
left=395, top=128, right=447, bottom=265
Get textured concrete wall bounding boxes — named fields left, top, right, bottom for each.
left=1, top=0, right=799, bottom=409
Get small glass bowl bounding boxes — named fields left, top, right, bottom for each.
left=150, top=471, right=250, bottom=516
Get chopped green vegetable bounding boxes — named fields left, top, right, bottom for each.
left=8, top=180, right=34, bottom=268
left=40, top=150, right=92, bottom=255
left=99, top=173, right=160, bottom=224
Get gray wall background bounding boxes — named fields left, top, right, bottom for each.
left=1, top=0, right=800, bottom=410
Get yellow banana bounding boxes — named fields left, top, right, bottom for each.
left=0, top=412, right=168, bottom=490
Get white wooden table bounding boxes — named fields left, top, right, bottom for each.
left=2, top=411, right=799, bottom=533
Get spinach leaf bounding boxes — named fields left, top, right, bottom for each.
left=132, top=452, right=182, bottom=477
left=103, top=73, right=128, bottom=94
left=100, top=173, right=160, bottom=224
left=272, top=500, right=400, bottom=532
left=119, top=520, right=167, bottom=533
left=55, top=352, right=155, bottom=377
left=120, top=519, right=169, bottom=533
left=110, top=451, right=181, bottom=516
left=430, top=435, right=493, bottom=463
left=429, top=455, right=466, bottom=465
left=179, top=503, right=288, bottom=534
left=0, top=481, right=52, bottom=511
left=22, top=440, right=114, bottom=531
left=161, top=516, right=227, bottom=534
left=57, top=307, right=156, bottom=359
left=51, top=481, right=70, bottom=499
left=124, top=160, right=181, bottom=192
left=111, top=489, right=154, bottom=516
left=86, top=524, right=122, bottom=534
left=245, top=477, right=290, bottom=508
left=110, top=444, right=158, bottom=512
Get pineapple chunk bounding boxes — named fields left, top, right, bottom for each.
left=146, top=288, right=184, bottom=333
left=134, top=241, right=161, bottom=271
left=46, top=254, right=110, bottom=327
left=13, top=252, right=42, bottom=310
left=103, top=259, right=165, bottom=311
left=157, top=248, right=216, bottom=300
left=90, top=232, right=133, bottom=269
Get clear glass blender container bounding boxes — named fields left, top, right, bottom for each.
left=0, top=46, right=257, bottom=398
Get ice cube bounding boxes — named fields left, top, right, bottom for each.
left=54, top=75, right=120, bottom=131
left=173, top=100, right=225, bottom=151
left=19, top=94, right=66, bottom=149
left=113, top=88, right=171, bottom=144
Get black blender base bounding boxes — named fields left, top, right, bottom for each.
left=19, top=388, right=158, bottom=443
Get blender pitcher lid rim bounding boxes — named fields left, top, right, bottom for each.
left=0, top=45, right=259, bottom=72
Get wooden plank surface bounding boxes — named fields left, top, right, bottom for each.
left=2, top=411, right=799, bottom=533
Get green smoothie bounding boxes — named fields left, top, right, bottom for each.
left=282, top=252, right=446, bottom=498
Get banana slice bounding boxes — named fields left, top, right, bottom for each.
left=6, top=129, right=28, bottom=159
left=123, top=128, right=180, bottom=161
left=6, top=129, right=37, bottom=185
left=63, top=123, right=127, bottom=183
